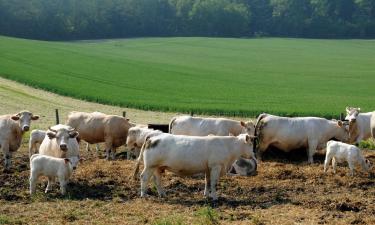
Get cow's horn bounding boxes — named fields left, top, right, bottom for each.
left=48, top=127, right=57, bottom=133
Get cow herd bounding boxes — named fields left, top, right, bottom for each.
left=0, top=107, right=373, bottom=200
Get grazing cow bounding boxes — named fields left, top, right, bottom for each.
left=126, top=126, right=163, bottom=159
left=345, top=107, right=373, bottom=144
left=169, top=116, right=255, bottom=136
left=133, top=133, right=256, bottom=200
left=29, top=129, right=46, bottom=157
left=29, top=154, right=80, bottom=195
left=66, top=111, right=136, bottom=160
left=228, top=157, right=257, bottom=176
left=255, top=113, right=349, bottom=163
left=0, top=110, right=39, bottom=170
left=324, top=140, right=372, bottom=176
left=38, top=124, right=80, bottom=158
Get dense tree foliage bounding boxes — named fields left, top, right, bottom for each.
left=0, top=0, right=374, bottom=40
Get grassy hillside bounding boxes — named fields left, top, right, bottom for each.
left=1, top=36, right=374, bottom=117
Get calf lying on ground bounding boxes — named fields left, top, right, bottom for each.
left=29, top=129, right=46, bottom=157
left=324, top=140, right=372, bottom=176
left=29, top=154, right=80, bottom=195
left=133, top=133, right=256, bottom=200
left=228, top=157, right=257, bottom=176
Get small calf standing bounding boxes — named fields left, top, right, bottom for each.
left=29, top=154, right=79, bottom=195
left=324, top=140, right=372, bottom=176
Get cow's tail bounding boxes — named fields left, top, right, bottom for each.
left=132, top=137, right=149, bottom=180
left=168, top=117, right=177, bottom=133
left=253, top=113, right=268, bottom=153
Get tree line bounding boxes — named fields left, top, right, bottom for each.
left=0, top=0, right=374, bottom=40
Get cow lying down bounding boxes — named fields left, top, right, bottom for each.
left=324, top=140, right=372, bottom=176
left=133, top=133, right=256, bottom=200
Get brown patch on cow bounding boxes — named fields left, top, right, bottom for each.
left=146, top=139, right=160, bottom=149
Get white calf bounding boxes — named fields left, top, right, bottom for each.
left=324, top=140, right=372, bottom=176
left=29, top=154, right=79, bottom=195
left=29, top=130, right=46, bottom=157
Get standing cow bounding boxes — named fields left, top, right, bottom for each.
left=38, top=124, right=80, bottom=158
left=169, top=115, right=257, bottom=176
left=255, top=113, right=349, bottom=163
left=66, top=111, right=135, bottom=160
left=0, top=110, right=39, bottom=170
left=169, top=115, right=255, bottom=136
left=133, top=133, right=256, bottom=200
left=345, top=107, right=373, bottom=144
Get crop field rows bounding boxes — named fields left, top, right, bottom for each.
left=1, top=36, right=375, bottom=117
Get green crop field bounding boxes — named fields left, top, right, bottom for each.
left=0, top=35, right=374, bottom=117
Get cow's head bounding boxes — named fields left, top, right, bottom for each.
left=333, top=120, right=350, bottom=143
left=345, top=107, right=360, bottom=122
left=126, top=128, right=140, bottom=148
left=64, top=156, right=81, bottom=170
left=238, top=134, right=256, bottom=159
left=47, top=126, right=79, bottom=151
left=11, top=110, right=39, bottom=132
left=240, top=120, right=255, bottom=136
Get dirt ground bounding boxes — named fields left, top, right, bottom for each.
left=0, top=77, right=374, bottom=224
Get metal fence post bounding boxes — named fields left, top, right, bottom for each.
left=122, top=111, right=126, bottom=118
left=55, top=109, right=59, bottom=125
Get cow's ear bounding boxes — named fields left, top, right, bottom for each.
left=69, top=131, right=79, bottom=138
left=337, top=120, right=343, bottom=127
left=11, top=115, right=20, bottom=121
left=47, top=131, right=56, bottom=139
left=64, top=158, right=70, bottom=164
left=31, top=115, right=39, bottom=120
left=240, top=121, right=246, bottom=127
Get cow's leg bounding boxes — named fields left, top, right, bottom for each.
left=153, top=169, right=165, bottom=197
left=2, top=142, right=11, bottom=171
left=104, top=139, right=113, bottom=160
left=58, top=176, right=67, bottom=195
left=29, top=173, right=38, bottom=195
left=110, top=147, right=116, bottom=160
left=307, top=140, right=318, bottom=164
left=140, top=168, right=153, bottom=197
left=256, top=142, right=269, bottom=161
left=209, top=165, right=221, bottom=201
left=332, top=158, right=337, bottom=174
left=86, top=142, right=91, bottom=152
left=204, top=169, right=211, bottom=197
left=45, top=176, right=54, bottom=193
left=348, top=161, right=355, bottom=176
left=324, top=154, right=332, bottom=173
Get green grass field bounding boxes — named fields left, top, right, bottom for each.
left=0, top=35, right=374, bottom=117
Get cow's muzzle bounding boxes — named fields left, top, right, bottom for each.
left=23, top=126, right=30, bottom=132
left=60, top=144, right=68, bottom=151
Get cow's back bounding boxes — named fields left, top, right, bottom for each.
left=104, top=116, right=133, bottom=147
left=67, top=112, right=106, bottom=143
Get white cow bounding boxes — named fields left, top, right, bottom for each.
left=324, top=140, right=372, bottom=176
left=38, top=124, right=80, bottom=158
left=169, top=116, right=255, bottom=136
left=345, top=107, right=373, bottom=144
left=0, top=110, right=39, bottom=170
left=133, top=133, right=255, bottom=200
left=29, top=129, right=46, bottom=157
left=126, top=126, right=163, bottom=159
left=29, top=154, right=80, bottom=195
left=255, top=113, right=349, bottom=163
